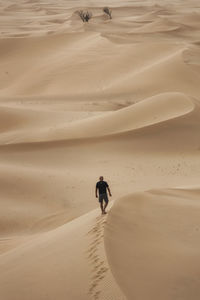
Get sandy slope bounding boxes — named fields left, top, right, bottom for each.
left=1, top=0, right=200, bottom=299
left=105, top=187, right=200, bottom=300
left=0, top=207, right=125, bottom=300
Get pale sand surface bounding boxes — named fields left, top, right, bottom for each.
left=0, top=0, right=200, bottom=299
left=105, top=188, right=200, bottom=300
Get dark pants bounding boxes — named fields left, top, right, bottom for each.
left=99, top=193, right=108, bottom=203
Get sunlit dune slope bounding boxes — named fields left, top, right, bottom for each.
left=105, top=187, right=200, bottom=300
left=0, top=92, right=195, bottom=144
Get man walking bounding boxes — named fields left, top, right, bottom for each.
left=96, top=176, right=112, bottom=214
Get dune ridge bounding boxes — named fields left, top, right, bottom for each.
left=0, top=207, right=126, bottom=300
left=0, top=92, right=195, bottom=144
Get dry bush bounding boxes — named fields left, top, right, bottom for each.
left=77, top=10, right=92, bottom=22
left=103, top=7, right=112, bottom=19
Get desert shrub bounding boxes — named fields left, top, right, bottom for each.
left=103, top=7, right=112, bottom=19
left=77, top=10, right=92, bottom=22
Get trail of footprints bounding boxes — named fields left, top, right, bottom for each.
left=87, top=215, right=109, bottom=300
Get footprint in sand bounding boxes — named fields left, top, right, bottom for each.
left=87, top=215, right=109, bottom=299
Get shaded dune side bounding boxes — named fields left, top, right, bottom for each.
left=0, top=92, right=195, bottom=144
left=43, top=92, right=194, bottom=139
left=0, top=105, right=105, bottom=137
left=0, top=106, right=86, bottom=133
left=104, top=187, right=200, bottom=300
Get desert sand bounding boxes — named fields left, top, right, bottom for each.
left=0, top=0, right=200, bottom=299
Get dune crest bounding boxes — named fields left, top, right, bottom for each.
left=0, top=92, right=194, bottom=144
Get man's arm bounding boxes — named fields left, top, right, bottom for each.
left=107, top=186, right=112, bottom=197
left=95, top=184, right=98, bottom=198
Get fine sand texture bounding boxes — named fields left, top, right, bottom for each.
left=1, top=0, right=200, bottom=299
left=105, top=188, right=200, bottom=300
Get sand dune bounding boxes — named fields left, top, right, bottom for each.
left=0, top=208, right=125, bottom=299
left=1, top=35, right=200, bottom=103
left=131, top=18, right=181, bottom=33
left=1, top=0, right=200, bottom=299
left=0, top=92, right=194, bottom=144
left=105, top=187, right=200, bottom=300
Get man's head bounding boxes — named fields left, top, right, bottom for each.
left=99, top=176, right=104, bottom=181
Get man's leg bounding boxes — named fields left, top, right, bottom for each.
left=100, top=201, right=104, bottom=214
left=103, top=194, right=109, bottom=214
left=103, top=201, right=108, bottom=214
left=99, top=195, right=104, bottom=214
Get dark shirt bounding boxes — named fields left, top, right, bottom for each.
left=96, top=181, right=109, bottom=195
